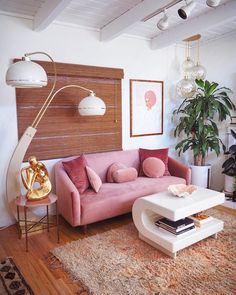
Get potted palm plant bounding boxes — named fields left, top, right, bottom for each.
left=173, top=79, right=235, bottom=187
left=222, top=129, right=236, bottom=200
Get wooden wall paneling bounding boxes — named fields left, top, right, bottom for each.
left=15, top=60, right=123, bottom=161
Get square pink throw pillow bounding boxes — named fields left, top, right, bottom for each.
left=62, top=154, right=89, bottom=194
left=86, top=166, right=102, bottom=193
left=139, top=148, right=170, bottom=176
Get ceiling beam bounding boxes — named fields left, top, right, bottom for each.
left=151, top=0, right=236, bottom=49
left=100, top=0, right=172, bottom=42
left=34, top=0, right=71, bottom=32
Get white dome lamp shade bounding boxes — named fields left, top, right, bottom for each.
left=78, top=92, right=106, bottom=116
left=178, top=1, right=196, bottom=20
left=191, top=63, right=206, bottom=80
left=6, top=56, right=47, bottom=88
left=206, top=0, right=221, bottom=8
left=157, top=11, right=169, bottom=31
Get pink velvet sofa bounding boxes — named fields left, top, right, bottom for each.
left=55, top=149, right=191, bottom=227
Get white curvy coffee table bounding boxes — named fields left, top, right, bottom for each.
left=132, top=187, right=225, bottom=258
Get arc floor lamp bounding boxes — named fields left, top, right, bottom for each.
left=5, top=51, right=106, bottom=219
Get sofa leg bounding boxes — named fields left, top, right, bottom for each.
left=83, top=225, right=88, bottom=233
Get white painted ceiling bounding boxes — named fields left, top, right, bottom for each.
left=0, top=0, right=236, bottom=48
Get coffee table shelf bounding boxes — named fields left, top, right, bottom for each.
left=132, top=187, right=225, bottom=258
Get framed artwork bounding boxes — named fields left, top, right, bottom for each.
left=130, top=79, right=164, bottom=137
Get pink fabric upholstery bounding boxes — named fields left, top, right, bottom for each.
left=55, top=149, right=190, bottom=227
left=107, top=162, right=127, bottom=183
left=86, top=166, right=102, bottom=193
left=80, top=176, right=185, bottom=225
left=142, top=157, right=165, bottom=178
left=113, top=167, right=138, bottom=183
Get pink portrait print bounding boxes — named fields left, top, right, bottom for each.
left=144, top=90, right=157, bottom=110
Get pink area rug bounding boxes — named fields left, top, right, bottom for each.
left=51, top=209, right=236, bottom=295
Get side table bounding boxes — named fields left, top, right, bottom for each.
left=15, top=193, right=60, bottom=252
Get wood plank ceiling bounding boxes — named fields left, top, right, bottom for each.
left=0, top=0, right=235, bottom=47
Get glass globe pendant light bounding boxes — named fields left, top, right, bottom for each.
left=191, top=39, right=206, bottom=80
left=182, top=40, right=194, bottom=77
left=176, top=76, right=196, bottom=98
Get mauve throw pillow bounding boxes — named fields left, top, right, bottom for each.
left=62, top=154, right=89, bottom=194
left=107, top=162, right=127, bottom=183
left=113, top=167, right=138, bottom=183
left=139, top=148, right=170, bottom=176
left=142, top=157, right=165, bottom=178
left=86, top=166, right=102, bottom=193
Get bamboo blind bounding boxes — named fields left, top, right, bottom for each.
left=15, top=60, right=124, bottom=161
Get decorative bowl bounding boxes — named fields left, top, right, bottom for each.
left=168, top=184, right=197, bottom=198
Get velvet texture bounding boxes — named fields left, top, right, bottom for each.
left=113, top=168, right=138, bottom=183
left=86, top=166, right=102, bottom=193
left=62, top=154, right=89, bottom=194
left=107, top=162, right=127, bottom=183
left=142, top=157, right=165, bottom=178
left=139, top=148, right=170, bottom=176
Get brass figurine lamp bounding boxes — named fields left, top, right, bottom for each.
left=5, top=51, right=106, bottom=217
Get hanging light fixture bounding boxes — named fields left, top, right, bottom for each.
left=178, top=0, right=196, bottom=20
left=191, top=38, right=206, bottom=80
left=182, top=40, right=194, bottom=76
left=157, top=10, right=169, bottom=31
left=176, top=76, right=196, bottom=98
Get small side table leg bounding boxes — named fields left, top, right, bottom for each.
left=16, top=205, right=21, bottom=239
left=47, top=205, right=49, bottom=232
left=24, top=206, right=28, bottom=252
left=56, top=201, right=59, bottom=243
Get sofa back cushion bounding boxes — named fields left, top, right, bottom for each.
left=85, top=149, right=140, bottom=183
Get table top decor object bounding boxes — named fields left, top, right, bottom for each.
left=168, top=184, right=197, bottom=197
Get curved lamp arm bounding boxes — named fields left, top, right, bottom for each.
left=6, top=52, right=105, bottom=219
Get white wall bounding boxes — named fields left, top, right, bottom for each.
left=0, top=14, right=235, bottom=227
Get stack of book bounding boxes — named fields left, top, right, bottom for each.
left=190, top=212, right=213, bottom=227
left=155, top=217, right=195, bottom=236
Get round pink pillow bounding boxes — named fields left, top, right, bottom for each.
left=107, top=162, right=127, bottom=183
left=113, top=168, right=138, bottom=183
left=142, top=157, right=165, bottom=178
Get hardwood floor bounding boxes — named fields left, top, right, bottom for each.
left=0, top=205, right=235, bottom=295
left=0, top=213, right=132, bottom=295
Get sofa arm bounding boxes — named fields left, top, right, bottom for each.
left=55, top=167, right=81, bottom=227
left=168, top=157, right=191, bottom=185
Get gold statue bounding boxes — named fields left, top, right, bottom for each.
left=21, top=156, right=52, bottom=201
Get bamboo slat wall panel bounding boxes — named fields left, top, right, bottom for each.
left=15, top=60, right=124, bottom=161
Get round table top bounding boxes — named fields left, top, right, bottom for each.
left=15, top=193, right=57, bottom=207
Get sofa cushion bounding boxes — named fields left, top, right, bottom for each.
left=62, top=154, right=89, bottom=194
left=142, top=157, right=165, bottom=178
left=86, top=166, right=102, bottom=193
left=113, top=167, right=138, bottom=183
left=107, top=162, right=127, bottom=183
left=80, top=176, right=186, bottom=225
left=139, top=148, right=170, bottom=176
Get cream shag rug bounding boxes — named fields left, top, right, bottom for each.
left=51, top=209, right=236, bottom=295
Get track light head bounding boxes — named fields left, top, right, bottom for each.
left=157, top=11, right=169, bottom=31
left=178, top=1, right=196, bottom=20
left=206, top=0, right=221, bottom=7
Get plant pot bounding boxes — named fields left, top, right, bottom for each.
left=224, top=175, right=235, bottom=194
left=190, top=164, right=211, bottom=188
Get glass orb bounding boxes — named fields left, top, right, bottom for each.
left=182, top=57, right=194, bottom=74
left=176, top=77, right=196, bottom=98
left=191, top=63, right=206, bottom=80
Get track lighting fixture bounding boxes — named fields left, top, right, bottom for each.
left=178, top=1, right=196, bottom=20
left=206, top=0, right=221, bottom=7
left=157, top=10, right=169, bottom=31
